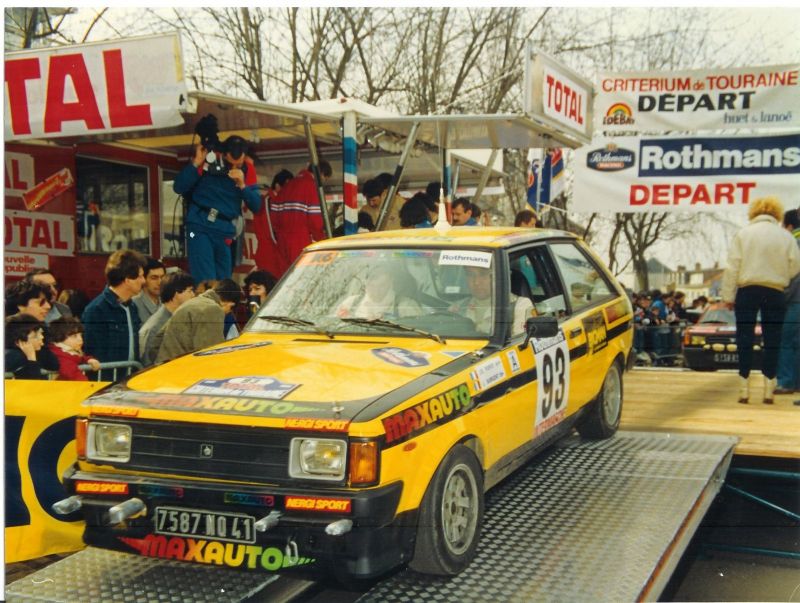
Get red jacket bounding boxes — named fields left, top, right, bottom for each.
left=252, top=189, right=287, bottom=278
left=269, top=170, right=325, bottom=275
left=48, top=343, right=96, bottom=381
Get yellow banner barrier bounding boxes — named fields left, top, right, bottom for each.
left=5, top=379, right=109, bottom=563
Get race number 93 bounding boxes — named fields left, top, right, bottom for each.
left=533, top=332, right=571, bottom=430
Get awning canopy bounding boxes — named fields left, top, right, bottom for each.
left=359, top=114, right=585, bottom=150
left=103, top=91, right=341, bottom=155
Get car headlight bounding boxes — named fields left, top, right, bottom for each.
left=289, top=438, right=346, bottom=480
left=87, top=422, right=132, bottom=462
left=689, top=335, right=706, bottom=345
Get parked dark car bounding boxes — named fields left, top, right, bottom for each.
left=682, top=303, right=762, bottom=371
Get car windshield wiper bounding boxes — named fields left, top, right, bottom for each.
left=339, top=317, right=444, bottom=344
left=258, top=314, right=333, bottom=339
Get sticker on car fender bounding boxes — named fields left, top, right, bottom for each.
left=184, top=377, right=299, bottom=400
left=382, top=383, right=472, bottom=447
left=582, top=313, right=609, bottom=355
left=532, top=331, right=570, bottom=436
left=470, top=356, right=506, bottom=392
left=506, top=349, right=521, bottom=373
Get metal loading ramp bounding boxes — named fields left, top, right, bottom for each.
left=5, top=431, right=735, bottom=603
left=4, top=548, right=280, bottom=602
left=360, top=431, right=737, bottom=603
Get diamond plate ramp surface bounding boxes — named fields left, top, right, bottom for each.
left=5, top=547, right=278, bottom=602
left=360, top=431, right=736, bottom=603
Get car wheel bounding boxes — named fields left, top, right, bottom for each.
left=409, top=444, right=483, bottom=576
left=577, top=360, right=623, bottom=439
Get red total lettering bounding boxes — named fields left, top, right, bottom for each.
left=44, top=54, right=105, bottom=133
left=31, top=220, right=53, bottom=248
left=103, top=49, right=152, bottom=128
left=53, top=221, right=69, bottom=250
left=4, top=58, right=41, bottom=135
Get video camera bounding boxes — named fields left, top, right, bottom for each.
left=194, top=114, right=248, bottom=177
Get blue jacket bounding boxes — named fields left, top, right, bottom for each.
left=174, top=163, right=261, bottom=237
left=83, top=287, right=142, bottom=363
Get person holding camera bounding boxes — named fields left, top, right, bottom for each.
left=174, top=118, right=262, bottom=284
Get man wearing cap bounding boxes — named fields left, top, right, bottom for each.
left=174, top=135, right=262, bottom=284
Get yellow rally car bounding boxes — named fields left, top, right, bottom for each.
left=59, top=227, right=632, bottom=581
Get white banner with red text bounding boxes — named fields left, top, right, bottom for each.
left=4, top=33, right=187, bottom=141
left=572, top=133, right=800, bottom=213
left=5, top=209, right=75, bottom=256
left=595, top=64, right=800, bottom=133
left=524, top=47, right=593, bottom=143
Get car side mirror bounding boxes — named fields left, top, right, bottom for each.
left=520, top=316, right=559, bottom=350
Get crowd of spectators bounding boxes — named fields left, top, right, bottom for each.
left=14, top=161, right=800, bottom=398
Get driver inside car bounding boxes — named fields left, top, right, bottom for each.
left=335, top=266, right=422, bottom=321
left=450, top=266, right=534, bottom=336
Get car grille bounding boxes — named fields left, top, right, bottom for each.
left=119, top=419, right=293, bottom=483
left=706, top=335, right=736, bottom=345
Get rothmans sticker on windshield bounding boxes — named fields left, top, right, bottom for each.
left=184, top=377, right=299, bottom=400
left=438, top=250, right=492, bottom=268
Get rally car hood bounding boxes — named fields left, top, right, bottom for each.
left=85, top=333, right=485, bottom=424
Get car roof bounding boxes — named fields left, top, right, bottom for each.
left=307, top=227, right=579, bottom=251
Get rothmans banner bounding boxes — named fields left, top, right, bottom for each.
left=595, top=64, right=800, bottom=132
left=572, top=133, right=800, bottom=213
left=4, top=33, right=187, bottom=141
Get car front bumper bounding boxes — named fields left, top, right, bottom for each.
left=63, top=466, right=413, bottom=579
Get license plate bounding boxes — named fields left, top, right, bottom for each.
left=153, top=506, right=256, bottom=544
left=713, top=353, right=738, bottom=363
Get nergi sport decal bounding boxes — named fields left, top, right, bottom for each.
left=119, top=535, right=314, bottom=570
left=382, top=383, right=472, bottom=447
left=194, top=341, right=272, bottom=356
left=372, top=347, right=430, bottom=367
left=531, top=331, right=570, bottom=436
left=87, top=392, right=316, bottom=417
left=185, top=376, right=299, bottom=400
left=582, top=312, right=609, bottom=354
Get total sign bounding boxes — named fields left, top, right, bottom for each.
left=524, top=47, right=593, bottom=143
left=4, top=33, right=187, bottom=140
left=5, top=210, right=75, bottom=257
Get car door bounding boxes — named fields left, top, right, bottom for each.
left=545, top=241, right=620, bottom=409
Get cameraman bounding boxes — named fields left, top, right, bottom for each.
left=174, top=134, right=262, bottom=283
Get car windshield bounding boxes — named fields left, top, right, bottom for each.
left=247, top=247, right=496, bottom=339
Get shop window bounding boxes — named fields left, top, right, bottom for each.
left=160, top=168, right=184, bottom=257
left=76, top=157, right=150, bottom=254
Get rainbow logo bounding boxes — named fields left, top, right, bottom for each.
left=606, top=103, right=632, bottom=118
left=603, top=103, right=635, bottom=126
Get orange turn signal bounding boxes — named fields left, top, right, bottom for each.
left=348, top=441, right=378, bottom=485
left=76, top=418, right=88, bottom=459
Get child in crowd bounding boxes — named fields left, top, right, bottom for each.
left=47, top=316, right=101, bottom=381
left=5, top=313, right=48, bottom=379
